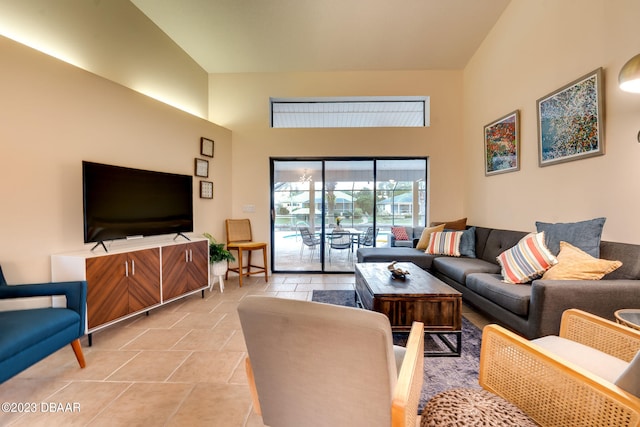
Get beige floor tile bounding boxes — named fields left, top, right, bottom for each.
left=106, top=350, right=191, bottom=382
left=171, top=311, right=227, bottom=330
left=85, top=324, right=148, bottom=350
left=59, top=350, right=139, bottom=381
left=7, top=381, right=130, bottom=427
left=125, top=310, right=189, bottom=329
left=89, top=382, right=194, bottom=427
left=174, top=328, right=236, bottom=351
left=166, top=383, right=252, bottom=427
left=220, top=330, right=247, bottom=352
left=168, top=350, right=244, bottom=383
left=121, top=328, right=190, bottom=350
left=0, top=378, right=71, bottom=426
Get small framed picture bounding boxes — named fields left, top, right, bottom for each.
left=200, top=181, right=213, bottom=199
left=537, top=68, right=604, bottom=167
left=484, top=110, right=520, bottom=176
left=201, top=137, right=214, bottom=157
left=194, top=158, right=209, bottom=177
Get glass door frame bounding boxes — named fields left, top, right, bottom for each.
left=270, top=156, right=428, bottom=273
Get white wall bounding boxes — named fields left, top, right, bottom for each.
left=209, top=70, right=467, bottom=245
left=0, top=36, right=232, bottom=283
left=0, top=0, right=208, bottom=117
left=463, top=0, right=640, bottom=242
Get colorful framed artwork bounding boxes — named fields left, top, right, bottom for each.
left=484, top=110, right=520, bottom=176
left=200, top=137, right=214, bottom=158
left=537, top=68, right=604, bottom=167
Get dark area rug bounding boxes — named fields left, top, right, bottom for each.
left=311, top=289, right=482, bottom=414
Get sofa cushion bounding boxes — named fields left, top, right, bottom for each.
left=542, top=241, right=622, bottom=280
left=430, top=217, right=467, bottom=230
left=478, top=228, right=528, bottom=265
left=432, top=258, right=501, bottom=284
left=0, top=308, right=80, bottom=360
left=427, top=231, right=463, bottom=257
left=391, top=226, right=409, bottom=241
left=416, top=224, right=445, bottom=250
left=465, top=273, right=531, bottom=316
left=356, top=247, right=439, bottom=270
left=459, top=227, right=476, bottom=258
left=497, top=232, right=558, bottom=284
left=536, top=217, right=606, bottom=258
left=532, top=335, right=628, bottom=385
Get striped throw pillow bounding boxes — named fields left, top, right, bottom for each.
left=497, top=232, right=558, bottom=284
left=426, top=231, right=464, bottom=257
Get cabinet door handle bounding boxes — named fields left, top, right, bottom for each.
left=131, top=260, right=135, bottom=275
left=125, top=261, right=129, bottom=277
left=189, top=249, right=193, bottom=262
left=185, top=250, right=189, bottom=262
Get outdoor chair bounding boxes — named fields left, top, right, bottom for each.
left=225, top=219, right=268, bottom=287
left=358, top=226, right=379, bottom=248
left=298, top=226, right=321, bottom=260
left=424, top=308, right=640, bottom=426
left=328, top=230, right=352, bottom=263
left=237, top=295, right=424, bottom=427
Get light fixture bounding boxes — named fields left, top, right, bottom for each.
left=619, top=53, right=640, bottom=93
left=299, top=169, right=313, bottom=183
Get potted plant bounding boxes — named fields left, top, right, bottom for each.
left=203, top=233, right=235, bottom=279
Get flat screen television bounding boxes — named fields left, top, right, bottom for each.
left=82, top=161, right=193, bottom=249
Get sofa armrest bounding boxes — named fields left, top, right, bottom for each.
left=480, top=324, right=640, bottom=426
left=0, top=281, right=87, bottom=336
left=527, top=279, right=640, bottom=338
left=560, top=309, right=640, bottom=362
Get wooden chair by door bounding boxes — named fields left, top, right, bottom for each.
left=225, top=219, right=268, bottom=287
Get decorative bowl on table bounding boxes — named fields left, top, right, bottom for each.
left=387, top=261, right=410, bottom=280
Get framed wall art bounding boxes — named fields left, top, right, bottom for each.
left=484, top=110, right=520, bottom=176
left=200, top=181, right=213, bottom=199
left=200, top=137, right=214, bottom=157
left=537, top=68, right=604, bottom=167
left=195, top=158, right=209, bottom=177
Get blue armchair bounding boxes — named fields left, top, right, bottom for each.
left=0, top=265, right=87, bottom=383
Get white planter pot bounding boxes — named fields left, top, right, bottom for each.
left=210, top=261, right=228, bottom=292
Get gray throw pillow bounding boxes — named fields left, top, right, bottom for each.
left=459, top=227, right=476, bottom=258
left=535, top=217, right=606, bottom=258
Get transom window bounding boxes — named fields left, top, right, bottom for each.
left=270, top=96, right=430, bottom=128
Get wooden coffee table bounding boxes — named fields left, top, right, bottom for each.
left=355, top=262, right=462, bottom=356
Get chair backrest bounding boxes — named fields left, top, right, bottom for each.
left=362, top=227, right=379, bottom=246
left=299, top=226, right=318, bottom=246
left=238, top=296, right=399, bottom=427
left=330, top=231, right=351, bottom=249
left=226, top=219, right=253, bottom=243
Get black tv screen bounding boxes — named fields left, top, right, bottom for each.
left=82, top=161, right=193, bottom=243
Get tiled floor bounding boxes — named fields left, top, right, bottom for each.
left=0, top=273, right=491, bottom=426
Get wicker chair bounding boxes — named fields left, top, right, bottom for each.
left=225, top=219, right=268, bottom=287
left=238, top=296, right=424, bottom=427
left=479, top=309, right=640, bottom=426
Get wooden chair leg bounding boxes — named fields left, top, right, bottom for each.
left=262, top=246, right=268, bottom=282
left=238, top=249, right=244, bottom=287
left=70, top=338, right=86, bottom=368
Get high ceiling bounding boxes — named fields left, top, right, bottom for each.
left=131, top=0, right=511, bottom=74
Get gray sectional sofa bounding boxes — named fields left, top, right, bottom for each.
left=357, top=225, right=640, bottom=339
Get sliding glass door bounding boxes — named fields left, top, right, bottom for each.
left=271, top=158, right=427, bottom=273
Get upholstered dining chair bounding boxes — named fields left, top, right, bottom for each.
left=225, top=219, right=268, bottom=287
left=238, top=296, right=424, bottom=427
left=424, top=309, right=640, bottom=426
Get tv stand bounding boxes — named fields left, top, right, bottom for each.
left=90, top=241, right=109, bottom=253
left=51, top=238, right=209, bottom=343
left=174, top=232, right=191, bottom=241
